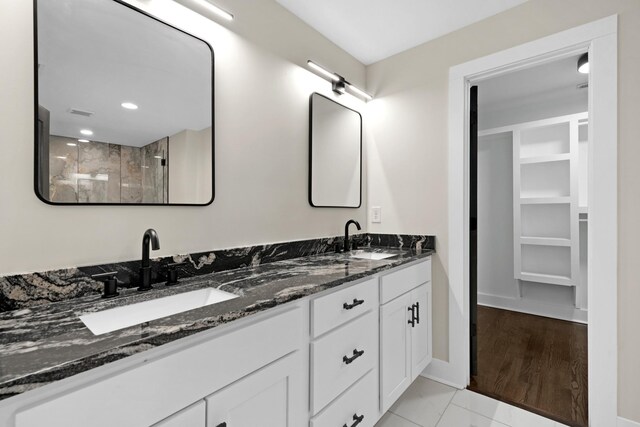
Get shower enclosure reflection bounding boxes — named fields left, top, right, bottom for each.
left=48, top=136, right=169, bottom=204
left=35, top=0, right=214, bottom=205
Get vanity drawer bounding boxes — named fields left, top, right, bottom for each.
left=310, top=311, right=377, bottom=414
left=310, top=369, right=377, bottom=427
left=152, top=401, right=205, bottom=427
left=311, top=277, right=377, bottom=338
left=380, top=258, right=431, bottom=304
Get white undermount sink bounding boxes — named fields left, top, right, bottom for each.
left=350, top=251, right=396, bottom=261
left=80, top=288, right=238, bottom=336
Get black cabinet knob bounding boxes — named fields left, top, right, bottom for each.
left=343, top=413, right=365, bottom=427
left=343, top=349, right=365, bottom=365
left=343, top=298, right=365, bottom=310
left=408, top=305, right=416, bottom=327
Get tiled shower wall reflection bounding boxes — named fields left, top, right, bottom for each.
left=49, top=136, right=168, bottom=203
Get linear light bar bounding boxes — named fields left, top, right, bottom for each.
left=191, top=0, right=234, bottom=21
left=307, top=60, right=341, bottom=82
left=307, top=60, right=373, bottom=101
left=346, top=83, right=373, bottom=101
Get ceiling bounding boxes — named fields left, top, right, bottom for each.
left=38, top=0, right=212, bottom=147
left=274, top=0, right=529, bottom=65
left=478, top=53, right=588, bottom=108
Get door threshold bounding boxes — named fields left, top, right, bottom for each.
left=466, top=382, right=585, bottom=427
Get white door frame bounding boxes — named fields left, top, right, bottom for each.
left=433, top=15, right=618, bottom=426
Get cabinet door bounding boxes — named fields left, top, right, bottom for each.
left=152, top=401, right=205, bottom=427
left=410, top=283, right=432, bottom=380
left=206, top=352, right=303, bottom=427
left=379, top=292, right=412, bottom=413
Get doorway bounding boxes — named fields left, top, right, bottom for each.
left=441, top=16, right=618, bottom=427
left=468, top=55, right=590, bottom=426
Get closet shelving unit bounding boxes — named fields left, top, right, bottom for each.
left=478, top=112, right=588, bottom=307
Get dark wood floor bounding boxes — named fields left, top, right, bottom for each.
left=469, top=306, right=588, bottom=427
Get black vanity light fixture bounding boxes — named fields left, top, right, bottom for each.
left=191, top=0, right=234, bottom=21
left=577, top=52, right=589, bottom=74
left=307, top=60, right=373, bottom=101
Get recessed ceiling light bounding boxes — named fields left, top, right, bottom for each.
left=66, top=142, right=77, bottom=147
left=80, top=129, right=93, bottom=136
left=121, top=102, right=138, bottom=110
left=78, top=139, right=90, bottom=143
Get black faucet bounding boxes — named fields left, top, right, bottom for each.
left=139, top=228, right=160, bottom=291
left=344, top=219, right=362, bottom=252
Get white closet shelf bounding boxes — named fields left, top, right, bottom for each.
left=520, top=153, right=571, bottom=164
left=519, top=272, right=574, bottom=287
left=519, top=197, right=571, bottom=204
left=520, top=237, right=571, bottom=247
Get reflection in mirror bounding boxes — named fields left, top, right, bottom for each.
left=35, top=0, right=214, bottom=205
left=309, top=93, right=362, bottom=208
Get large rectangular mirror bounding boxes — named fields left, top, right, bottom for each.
left=309, top=93, right=362, bottom=208
left=35, top=0, right=214, bottom=205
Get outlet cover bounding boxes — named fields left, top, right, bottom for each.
left=372, top=206, right=382, bottom=223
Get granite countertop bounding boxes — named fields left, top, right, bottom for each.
left=0, top=247, right=432, bottom=401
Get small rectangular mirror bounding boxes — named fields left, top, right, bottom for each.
left=309, top=93, right=362, bottom=208
left=35, top=0, right=214, bottom=205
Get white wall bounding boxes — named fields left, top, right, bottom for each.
left=0, top=0, right=367, bottom=275
left=168, top=128, right=213, bottom=205
left=173, top=0, right=365, bottom=89
left=366, top=0, right=640, bottom=420
left=477, top=133, right=517, bottom=298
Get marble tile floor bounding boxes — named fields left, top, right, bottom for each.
left=375, top=377, right=569, bottom=427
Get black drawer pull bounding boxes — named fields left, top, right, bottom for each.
left=343, top=349, right=364, bottom=364
left=343, top=298, right=365, bottom=310
left=415, top=301, right=420, bottom=324
left=343, top=413, right=364, bottom=427
left=408, top=305, right=416, bottom=327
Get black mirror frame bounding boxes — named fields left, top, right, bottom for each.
left=32, top=0, right=215, bottom=206
left=308, top=92, right=362, bottom=209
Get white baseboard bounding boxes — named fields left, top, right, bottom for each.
left=420, top=358, right=465, bottom=389
left=478, top=293, right=588, bottom=323
left=619, top=417, right=640, bottom=427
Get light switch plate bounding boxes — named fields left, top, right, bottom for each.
left=372, top=206, right=382, bottom=223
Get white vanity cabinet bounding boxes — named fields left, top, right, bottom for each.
left=379, top=260, right=432, bottom=412
left=152, top=401, right=206, bottom=427
left=10, top=305, right=305, bottom=427
left=1, top=256, right=434, bottom=427
left=309, top=277, right=379, bottom=426
left=206, top=352, right=304, bottom=427
left=410, top=284, right=432, bottom=379
left=310, top=370, right=378, bottom=427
